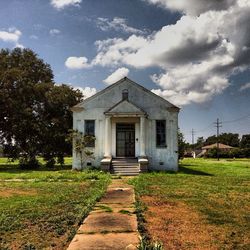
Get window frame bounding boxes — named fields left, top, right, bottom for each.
left=156, top=120, right=167, bottom=148
left=84, top=120, right=95, bottom=147
left=122, top=89, right=128, bottom=100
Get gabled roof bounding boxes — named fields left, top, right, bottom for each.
left=202, top=143, right=234, bottom=149
left=73, top=77, right=180, bottom=111
left=104, top=99, right=146, bottom=116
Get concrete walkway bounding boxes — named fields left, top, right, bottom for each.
left=67, top=179, right=139, bottom=250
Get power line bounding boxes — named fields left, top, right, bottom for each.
left=192, top=113, right=250, bottom=135
left=222, top=114, right=250, bottom=124
left=186, top=113, right=250, bottom=143
left=195, top=123, right=214, bottom=133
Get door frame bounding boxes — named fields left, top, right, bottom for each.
left=116, top=123, right=135, bottom=157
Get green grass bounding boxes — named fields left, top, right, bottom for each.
left=130, top=158, right=250, bottom=249
left=0, top=157, right=72, bottom=166
left=0, top=164, right=111, bottom=249
left=96, top=205, right=113, bottom=213
left=119, top=209, right=133, bottom=215
left=0, top=157, right=94, bottom=181
left=0, top=157, right=19, bottom=165
left=0, top=168, right=107, bottom=181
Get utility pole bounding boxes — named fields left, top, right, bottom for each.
left=191, top=129, right=195, bottom=145
left=191, top=129, right=196, bottom=158
left=214, top=118, right=222, bottom=161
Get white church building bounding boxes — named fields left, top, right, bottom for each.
left=71, top=77, right=180, bottom=174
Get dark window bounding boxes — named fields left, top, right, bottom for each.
left=122, top=89, right=128, bottom=100
left=85, top=120, right=95, bottom=147
left=85, top=120, right=95, bottom=135
left=156, top=120, right=166, bottom=147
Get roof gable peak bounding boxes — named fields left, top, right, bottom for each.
left=73, top=77, right=180, bottom=111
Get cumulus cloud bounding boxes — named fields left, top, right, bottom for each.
left=151, top=88, right=212, bottom=106
left=70, top=0, right=250, bottom=105
left=49, top=29, right=61, bottom=35
left=0, top=28, right=23, bottom=47
left=75, top=86, right=97, bottom=98
left=93, top=35, right=149, bottom=68
left=239, top=82, right=250, bottom=91
left=65, top=56, right=90, bottom=69
left=103, top=67, right=130, bottom=85
left=51, top=0, right=81, bottom=10
left=145, top=0, right=237, bottom=15
left=58, top=1, right=250, bottom=106
left=96, top=17, right=146, bottom=35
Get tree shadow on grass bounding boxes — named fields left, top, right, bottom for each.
left=179, top=166, right=213, bottom=176
left=0, top=164, right=72, bottom=174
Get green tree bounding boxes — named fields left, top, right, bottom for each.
left=40, top=84, right=82, bottom=166
left=0, top=48, right=82, bottom=167
left=219, top=133, right=239, bottom=147
left=204, top=135, right=217, bottom=146
left=204, top=133, right=239, bottom=147
left=195, top=137, right=205, bottom=149
left=240, top=134, right=250, bottom=148
left=178, top=129, right=187, bottom=159
left=68, top=130, right=95, bottom=169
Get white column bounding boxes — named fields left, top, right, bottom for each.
left=104, top=116, right=111, bottom=157
left=140, top=116, right=146, bottom=157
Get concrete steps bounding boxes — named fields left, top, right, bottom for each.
left=111, top=158, right=139, bottom=176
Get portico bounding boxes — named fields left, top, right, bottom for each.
left=103, top=115, right=146, bottom=158
left=101, top=98, right=148, bottom=172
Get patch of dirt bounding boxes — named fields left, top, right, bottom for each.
left=1, top=224, right=70, bottom=250
left=0, top=188, right=37, bottom=197
left=141, top=196, right=222, bottom=250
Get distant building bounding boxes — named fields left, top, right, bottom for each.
left=202, top=143, right=234, bottom=154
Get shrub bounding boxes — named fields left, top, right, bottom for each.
left=45, top=158, right=56, bottom=168
left=205, top=148, right=250, bottom=158
left=19, top=157, right=40, bottom=169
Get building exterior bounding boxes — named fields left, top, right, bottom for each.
left=201, top=143, right=234, bottom=154
left=71, top=77, right=180, bottom=172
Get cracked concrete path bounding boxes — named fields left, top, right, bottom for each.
left=67, top=179, right=139, bottom=250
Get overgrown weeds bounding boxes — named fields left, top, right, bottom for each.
left=0, top=170, right=111, bottom=249
left=130, top=158, right=250, bottom=249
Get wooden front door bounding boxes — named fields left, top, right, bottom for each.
left=116, top=123, right=135, bottom=157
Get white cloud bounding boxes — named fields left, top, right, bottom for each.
left=77, top=0, right=250, bottom=106
left=75, top=86, right=97, bottom=98
left=103, top=67, right=130, bottom=85
left=0, top=28, right=21, bottom=43
left=65, top=56, right=90, bottom=69
left=145, top=0, right=237, bottom=15
left=91, top=12, right=235, bottom=69
left=15, top=43, right=25, bottom=49
left=151, top=89, right=212, bottom=106
left=96, top=17, right=146, bottom=35
left=51, top=0, right=81, bottom=10
left=0, top=28, right=24, bottom=48
left=49, top=29, right=61, bottom=35
left=92, top=35, right=149, bottom=67
left=239, top=82, right=250, bottom=91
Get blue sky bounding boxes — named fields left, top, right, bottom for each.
left=0, top=0, right=250, bottom=142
